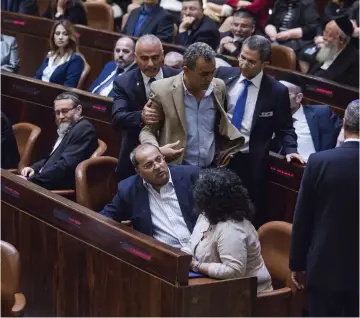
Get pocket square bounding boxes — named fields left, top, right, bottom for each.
left=259, top=111, right=273, bottom=117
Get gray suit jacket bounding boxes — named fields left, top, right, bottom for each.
left=1, top=35, right=20, bottom=73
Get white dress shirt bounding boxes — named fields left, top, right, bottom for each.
left=42, top=53, right=71, bottom=83
left=182, top=214, right=273, bottom=293
left=227, top=70, right=263, bottom=153
left=292, top=105, right=316, bottom=161
left=143, top=170, right=191, bottom=248
left=141, top=68, right=163, bottom=98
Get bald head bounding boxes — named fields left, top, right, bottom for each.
left=114, top=36, right=135, bottom=69
left=164, top=51, right=184, bottom=69
left=135, top=35, right=164, bottom=77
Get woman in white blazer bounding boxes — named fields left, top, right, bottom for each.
left=182, top=168, right=273, bottom=293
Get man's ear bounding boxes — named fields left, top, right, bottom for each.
left=296, top=93, right=304, bottom=104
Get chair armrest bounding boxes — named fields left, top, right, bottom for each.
left=51, top=189, right=76, bottom=200
left=7, top=169, right=18, bottom=174
left=12, top=293, right=26, bottom=317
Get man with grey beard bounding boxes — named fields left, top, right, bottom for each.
left=20, top=92, right=98, bottom=190
left=307, top=16, right=359, bottom=87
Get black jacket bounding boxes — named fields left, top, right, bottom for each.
left=29, top=118, right=97, bottom=190
left=43, top=1, right=87, bottom=25
left=307, top=43, right=359, bottom=87
left=290, top=141, right=359, bottom=290
left=110, top=66, right=181, bottom=182
left=1, top=112, right=20, bottom=170
left=122, top=5, right=174, bottom=43
left=176, top=16, right=220, bottom=50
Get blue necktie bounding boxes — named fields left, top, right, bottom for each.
left=148, top=77, right=156, bottom=84
left=93, top=68, right=123, bottom=95
left=231, top=79, right=251, bottom=129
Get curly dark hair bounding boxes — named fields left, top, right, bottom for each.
left=193, top=168, right=255, bottom=224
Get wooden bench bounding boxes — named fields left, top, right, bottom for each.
left=1, top=169, right=256, bottom=316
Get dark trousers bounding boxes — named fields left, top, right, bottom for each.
left=308, top=285, right=359, bottom=317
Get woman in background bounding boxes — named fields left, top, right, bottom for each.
left=34, top=20, right=84, bottom=88
left=183, top=168, right=273, bottom=293
left=43, top=0, right=87, bottom=25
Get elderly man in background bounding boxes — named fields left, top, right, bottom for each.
left=164, top=51, right=184, bottom=69
left=20, top=92, right=98, bottom=190
left=89, top=37, right=136, bottom=96
left=290, top=99, right=359, bottom=317
left=307, top=16, right=359, bottom=87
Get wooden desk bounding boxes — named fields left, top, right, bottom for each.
left=1, top=169, right=257, bottom=316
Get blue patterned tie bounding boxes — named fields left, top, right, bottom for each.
left=231, top=79, right=251, bottom=129
left=93, top=68, right=123, bottom=94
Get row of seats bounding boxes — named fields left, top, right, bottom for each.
left=1, top=221, right=303, bottom=317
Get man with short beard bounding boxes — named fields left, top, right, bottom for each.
left=20, top=92, right=98, bottom=190
left=307, top=16, right=359, bottom=87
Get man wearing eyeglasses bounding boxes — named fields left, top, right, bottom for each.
left=100, top=143, right=200, bottom=248
left=20, top=92, right=98, bottom=190
left=215, top=35, right=304, bottom=228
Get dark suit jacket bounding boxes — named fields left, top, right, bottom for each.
left=1, top=112, right=20, bottom=169
left=110, top=66, right=181, bottom=181
left=88, top=61, right=137, bottom=94
left=29, top=118, right=98, bottom=190
left=289, top=141, right=359, bottom=291
left=175, top=16, right=220, bottom=50
left=1, top=0, right=38, bottom=15
left=122, top=5, right=174, bottom=43
left=34, top=53, right=84, bottom=88
left=42, top=2, right=87, bottom=25
left=308, top=44, right=359, bottom=87
left=100, top=165, right=200, bottom=237
left=215, top=67, right=298, bottom=187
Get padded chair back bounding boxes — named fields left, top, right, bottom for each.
left=270, top=45, right=297, bottom=71
left=75, top=156, right=118, bottom=211
left=84, top=1, right=114, bottom=31
left=12, top=123, right=41, bottom=171
left=91, top=139, right=107, bottom=158
left=77, top=57, right=91, bottom=90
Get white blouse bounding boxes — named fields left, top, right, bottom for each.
left=41, top=53, right=71, bottom=83
left=183, top=214, right=273, bottom=293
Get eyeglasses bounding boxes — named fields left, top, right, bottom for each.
left=142, top=155, right=165, bottom=170
left=238, top=56, right=257, bottom=69
left=54, top=105, right=77, bottom=117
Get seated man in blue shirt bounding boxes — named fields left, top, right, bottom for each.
left=100, top=143, right=199, bottom=248
left=88, top=37, right=136, bottom=96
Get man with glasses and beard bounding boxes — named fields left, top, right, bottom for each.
left=20, top=92, right=98, bottom=190
left=215, top=35, right=304, bottom=228
left=307, top=16, right=359, bottom=87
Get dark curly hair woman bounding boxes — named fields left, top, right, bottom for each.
left=182, top=168, right=273, bottom=293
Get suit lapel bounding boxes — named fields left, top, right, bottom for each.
left=135, top=178, right=153, bottom=235
left=250, top=75, right=267, bottom=134
left=127, top=9, right=141, bottom=34
left=303, top=106, right=320, bottom=152
left=321, top=45, right=353, bottom=81
left=137, top=6, right=159, bottom=35
left=134, top=69, right=147, bottom=109
left=171, top=74, right=187, bottom=133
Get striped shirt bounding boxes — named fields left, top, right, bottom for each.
left=279, top=0, right=296, bottom=32
left=143, top=171, right=191, bottom=248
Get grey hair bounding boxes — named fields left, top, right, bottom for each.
left=165, top=51, right=183, bottom=64
left=135, top=34, right=163, bottom=51
left=233, top=10, right=256, bottom=25
left=130, top=143, right=162, bottom=167
left=183, top=42, right=216, bottom=70
left=242, top=35, right=272, bottom=62
left=344, top=99, right=359, bottom=134
left=54, top=92, right=80, bottom=107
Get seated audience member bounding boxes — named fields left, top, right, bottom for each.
left=110, top=35, right=180, bottom=182
left=20, top=92, right=98, bottom=190
left=122, top=0, right=174, bottom=43
left=307, top=17, right=359, bottom=87
left=100, top=144, right=200, bottom=248
left=1, top=35, right=20, bottom=73
left=265, top=0, right=320, bottom=56
left=139, top=42, right=244, bottom=168
left=349, top=1, right=359, bottom=39
left=290, top=100, right=359, bottom=317
left=276, top=74, right=343, bottom=161
left=182, top=168, right=273, bottom=292
left=89, top=37, right=136, bottom=96
left=43, top=0, right=87, bottom=25
left=218, top=10, right=256, bottom=57
left=175, top=0, right=220, bottom=50
left=215, top=56, right=232, bottom=67
left=1, top=0, right=38, bottom=15
left=34, top=20, right=85, bottom=88
left=164, top=51, right=184, bottom=69
left=1, top=112, right=20, bottom=170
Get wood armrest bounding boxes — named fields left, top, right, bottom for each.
left=7, top=169, right=18, bottom=174
left=51, top=189, right=76, bottom=200
left=12, top=293, right=26, bottom=316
